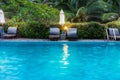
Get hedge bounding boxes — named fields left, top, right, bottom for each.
left=5, top=22, right=49, bottom=39
left=4, top=22, right=110, bottom=39
left=71, top=22, right=106, bottom=39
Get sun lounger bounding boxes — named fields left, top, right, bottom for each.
left=0, top=26, right=4, bottom=38
left=3, top=27, right=17, bottom=38
left=67, top=28, right=78, bottom=40
left=49, top=27, right=60, bottom=40
left=106, top=28, right=120, bottom=40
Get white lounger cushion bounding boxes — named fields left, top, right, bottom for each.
left=108, top=28, right=119, bottom=36
left=7, top=27, right=17, bottom=34
left=67, top=28, right=77, bottom=35
left=50, top=28, right=60, bottom=35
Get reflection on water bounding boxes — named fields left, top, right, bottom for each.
left=0, top=52, right=24, bottom=80
left=1, top=42, right=120, bottom=80
left=61, top=44, right=70, bottom=65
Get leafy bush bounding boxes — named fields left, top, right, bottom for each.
left=72, top=0, right=118, bottom=23
left=71, top=7, right=87, bottom=22
left=71, top=22, right=106, bottom=39
left=51, top=22, right=106, bottom=39
left=102, top=13, right=119, bottom=22
left=76, top=7, right=86, bottom=17
left=86, top=0, right=113, bottom=22
left=1, top=0, right=59, bottom=24
left=6, top=21, right=49, bottom=38
left=87, top=0, right=112, bottom=14
left=106, top=20, right=120, bottom=30
left=66, top=13, right=75, bottom=22
left=1, top=0, right=60, bottom=39
left=5, top=21, right=107, bottom=39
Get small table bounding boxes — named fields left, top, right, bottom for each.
left=60, top=34, right=66, bottom=40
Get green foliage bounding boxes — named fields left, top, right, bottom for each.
left=76, top=7, right=86, bottom=17
left=31, top=0, right=87, bottom=14
left=72, top=7, right=87, bottom=22
left=50, top=22, right=106, bottom=39
left=5, top=21, right=106, bottom=39
left=102, top=13, right=119, bottom=22
left=1, top=0, right=120, bottom=39
left=65, top=13, right=75, bottom=22
left=71, top=22, right=106, bottom=39
left=27, top=0, right=120, bottom=23
left=1, top=0, right=59, bottom=24
left=106, top=19, right=120, bottom=29
left=104, top=0, right=120, bottom=13
left=87, top=0, right=113, bottom=14
left=0, top=0, right=60, bottom=38
left=6, top=21, right=49, bottom=38
left=72, top=0, right=120, bottom=23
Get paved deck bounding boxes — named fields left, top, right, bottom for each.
left=0, top=38, right=117, bottom=42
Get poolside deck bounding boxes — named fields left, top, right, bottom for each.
left=0, top=38, right=117, bottom=42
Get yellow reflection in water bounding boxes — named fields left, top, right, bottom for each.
left=62, top=44, right=70, bottom=65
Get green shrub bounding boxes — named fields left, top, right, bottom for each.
left=49, top=22, right=106, bottom=39
left=20, top=22, right=49, bottom=38
left=86, top=0, right=113, bottom=22
left=102, top=13, right=119, bottom=22
left=5, top=21, right=106, bottom=39
left=6, top=21, right=49, bottom=38
left=106, top=21, right=120, bottom=30
left=71, top=7, right=87, bottom=22
left=71, top=22, right=106, bottom=39
left=76, top=7, right=86, bottom=17
left=2, top=0, right=59, bottom=24
left=87, top=0, right=112, bottom=14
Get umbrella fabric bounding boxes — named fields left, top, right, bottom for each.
left=59, top=9, right=65, bottom=25
left=0, top=9, right=5, bottom=24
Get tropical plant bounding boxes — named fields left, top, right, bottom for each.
left=104, top=0, right=120, bottom=13
left=86, top=0, right=113, bottom=14
left=71, top=7, right=88, bottom=22
left=0, top=0, right=59, bottom=24
left=102, top=13, right=119, bottom=22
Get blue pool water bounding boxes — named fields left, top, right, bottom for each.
left=0, top=41, right=120, bottom=80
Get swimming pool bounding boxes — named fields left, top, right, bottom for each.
left=0, top=41, right=120, bottom=80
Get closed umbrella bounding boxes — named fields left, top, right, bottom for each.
left=59, top=9, right=67, bottom=39
left=59, top=9, right=65, bottom=26
left=0, top=9, right=5, bottom=27
left=0, top=9, right=5, bottom=37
